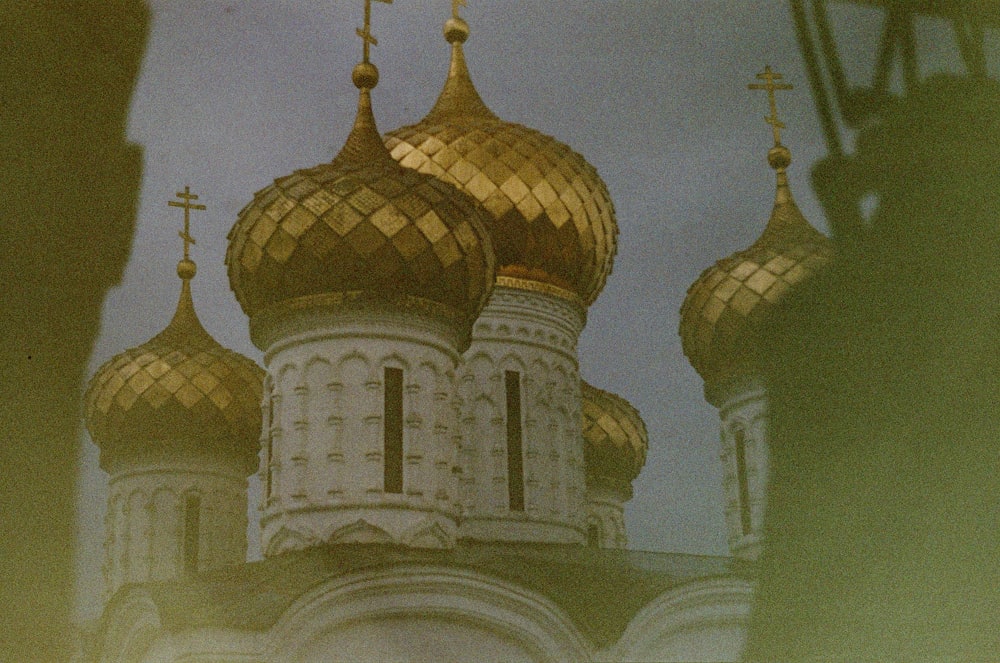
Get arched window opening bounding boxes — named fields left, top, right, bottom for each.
left=587, top=522, right=601, bottom=548
left=183, top=493, right=201, bottom=574
left=384, top=367, right=404, bottom=494
left=504, top=370, right=525, bottom=511
left=734, top=426, right=752, bottom=537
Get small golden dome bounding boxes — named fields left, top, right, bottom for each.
left=679, top=165, right=832, bottom=392
left=227, top=59, right=495, bottom=349
left=84, top=267, right=264, bottom=472
left=581, top=381, right=648, bottom=496
left=384, top=15, right=617, bottom=306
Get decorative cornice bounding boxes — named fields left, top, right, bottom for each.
left=495, top=275, right=584, bottom=307
left=250, top=291, right=470, bottom=354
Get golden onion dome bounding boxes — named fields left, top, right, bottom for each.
left=226, top=57, right=495, bottom=349
left=85, top=258, right=264, bottom=472
left=679, top=144, right=832, bottom=394
left=384, top=14, right=617, bottom=306
left=581, top=380, right=648, bottom=497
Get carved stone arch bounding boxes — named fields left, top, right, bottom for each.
left=124, top=488, right=148, bottom=525
left=529, top=356, right=550, bottom=374
left=265, top=566, right=593, bottom=663
left=275, top=361, right=300, bottom=389
left=609, top=577, right=752, bottom=663
left=303, top=356, right=334, bottom=428
left=327, top=519, right=394, bottom=545
left=149, top=484, right=178, bottom=501
left=401, top=519, right=453, bottom=549
left=378, top=351, right=411, bottom=373
left=98, top=588, right=163, bottom=663
left=463, top=351, right=496, bottom=378
left=265, top=525, right=322, bottom=556
left=472, top=393, right=502, bottom=422
left=416, top=357, right=442, bottom=376
left=497, top=351, right=528, bottom=374
left=411, top=358, right=440, bottom=398
left=179, top=483, right=203, bottom=501
left=303, top=355, right=333, bottom=390
left=727, top=419, right=749, bottom=450
left=336, top=351, right=373, bottom=409
left=335, top=349, right=370, bottom=376
left=147, top=486, right=181, bottom=580
left=585, top=513, right=603, bottom=548
left=527, top=358, right=552, bottom=399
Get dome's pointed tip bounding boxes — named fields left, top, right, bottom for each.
left=164, top=276, right=210, bottom=338
left=774, top=169, right=794, bottom=205
left=425, top=35, right=497, bottom=122
left=333, top=87, right=395, bottom=167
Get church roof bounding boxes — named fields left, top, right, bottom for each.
left=85, top=213, right=263, bottom=472
left=126, top=543, right=743, bottom=649
left=226, top=20, right=495, bottom=352
left=581, top=381, right=648, bottom=496
left=679, top=69, right=832, bottom=398
left=384, top=10, right=617, bottom=306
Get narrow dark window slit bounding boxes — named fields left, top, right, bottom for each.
left=505, top=370, right=525, bottom=512
left=384, top=367, right=404, bottom=494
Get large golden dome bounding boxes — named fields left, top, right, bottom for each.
left=679, top=145, right=832, bottom=393
left=384, top=15, right=617, bottom=306
left=581, top=380, right=648, bottom=497
left=85, top=260, right=264, bottom=471
left=227, top=62, right=495, bottom=349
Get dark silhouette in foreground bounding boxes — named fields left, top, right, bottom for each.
left=746, top=75, right=1000, bottom=660
left=0, top=4, right=148, bottom=660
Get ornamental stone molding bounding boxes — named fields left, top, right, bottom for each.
left=716, top=379, right=769, bottom=561
left=605, top=577, right=753, bottom=663
left=265, top=566, right=594, bottom=662
left=96, top=589, right=163, bottom=663
left=103, top=456, right=248, bottom=599
left=585, top=484, right=628, bottom=549
left=259, top=311, right=463, bottom=554
left=457, top=286, right=586, bottom=544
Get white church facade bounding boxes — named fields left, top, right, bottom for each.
left=79, top=5, right=829, bottom=662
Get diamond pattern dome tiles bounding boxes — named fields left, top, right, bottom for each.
left=85, top=281, right=264, bottom=469
left=384, top=31, right=617, bottom=306
left=581, top=381, right=648, bottom=494
left=226, top=92, right=495, bottom=341
left=679, top=179, right=833, bottom=389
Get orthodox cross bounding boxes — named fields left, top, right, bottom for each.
left=167, top=185, right=205, bottom=261
left=748, top=65, right=793, bottom=146
left=357, top=0, right=393, bottom=63
left=452, top=0, right=467, bottom=19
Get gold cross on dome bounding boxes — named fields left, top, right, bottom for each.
left=452, top=0, right=467, bottom=19
left=748, top=65, right=793, bottom=146
left=357, top=0, right=393, bottom=64
left=167, top=185, right=206, bottom=261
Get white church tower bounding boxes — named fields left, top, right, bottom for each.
left=84, top=189, right=263, bottom=597
left=385, top=6, right=618, bottom=544
left=679, top=67, right=832, bottom=560
left=225, top=10, right=496, bottom=555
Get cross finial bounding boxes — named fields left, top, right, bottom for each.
left=357, top=0, right=393, bottom=64
left=748, top=65, right=794, bottom=146
left=167, top=185, right=206, bottom=264
left=451, top=0, right=467, bottom=19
